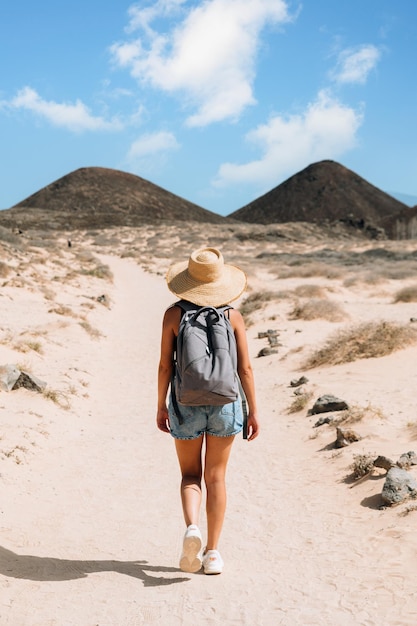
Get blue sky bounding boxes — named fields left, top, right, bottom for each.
left=1, top=0, right=416, bottom=215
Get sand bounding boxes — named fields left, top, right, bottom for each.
left=1, top=231, right=417, bottom=626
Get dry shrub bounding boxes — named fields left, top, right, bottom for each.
left=303, top=320, right=417, bottom=368
left=333, top=403, right=385, bottom=426
left=81, top=264, right=113, bottom=281
left=380, top=265, right=417, bottom=281
left=393, top=285, right=417, bottom=303
left=343, top=272, right=387, bottom=288
left=74, top=249, right=96, bottom=263
left=48, top=305, right=75, bottom=317
left=14, top=340, right=44, bottom=354
left=79, top=320, right=102, bottom=339
left=351, top=453, right=375, bottom=479
left=239, top=291, right=275, bottom=323
left=67, top=250, right=113, bottom=281
left=29, top=237, right=58, bottom=249
left=289, top=298, right=347, bottom=322
left=120, top=250, right=137, bottom=259
left=42, top=388, right=71, bottom=409
left=287, top=390, right=313, bottom=414
left=92, top=234, right=121, bottom=248
left=40, top=286, right=56, bottom=301
left=407, top=421, right=417, bottom=440
left=0, top=261, right=10, bottom=278
left=1, top=445, right=28, bottom=464
left=294, top=284, right=327, bottom=298
left=277, top=263, right=343, bottom=280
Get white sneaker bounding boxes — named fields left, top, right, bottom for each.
left=179, top=525, right=203, bottom=573
left=202, top=549, right=224, bottom=575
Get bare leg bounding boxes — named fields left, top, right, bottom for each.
left=174, top=436, right=204, bottom=526
left=204, top=435, right=235, bottom=550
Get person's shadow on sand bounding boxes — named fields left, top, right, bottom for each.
left=0, top=546, right=190, bottom=586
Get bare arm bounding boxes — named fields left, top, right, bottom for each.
left=156, top=306, right=181, bottom=433
left=230, top=309, right=260, bottom=441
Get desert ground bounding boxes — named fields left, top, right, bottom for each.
left=1, top=222, right=417, bottom=626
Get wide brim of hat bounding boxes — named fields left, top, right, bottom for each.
left=166, top=260, right=247, bottom=307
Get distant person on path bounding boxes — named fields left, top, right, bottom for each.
left=157, top=247, right=259, bottom=575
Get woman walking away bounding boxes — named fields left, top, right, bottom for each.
left=156, top=247, right=259, bottom=575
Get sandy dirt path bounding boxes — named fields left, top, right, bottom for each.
left=1, top=255, right=416, bottom=625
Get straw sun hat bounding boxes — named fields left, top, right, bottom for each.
left=166, top=247, right=247, bottom=307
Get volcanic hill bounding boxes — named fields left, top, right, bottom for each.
left=0, top=167, right=227, bottom=230
left=229, top=160, right=407, bottom=237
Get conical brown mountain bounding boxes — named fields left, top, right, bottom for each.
left=0, top=167, right=226, bottom=230
left=229, top=160, right=406, bottom=230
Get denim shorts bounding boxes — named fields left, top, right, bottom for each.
left=168, top=397, right=243, bottom=440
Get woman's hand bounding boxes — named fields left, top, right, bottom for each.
left=156, top=406, right=171, bottom=433
left=246, top=413, right=259, bottom=441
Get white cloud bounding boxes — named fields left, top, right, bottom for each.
left=213, top=90, right=363, bottom=187
left=127, top=130, right=180, bottom=159
left=126, top=0, right=188, bottom=36
left=100, top=79, right=133, bottom=99
left=331, top=44, right=381, bottom=85
left=7, top=87, right=122, bottom=132
left=111, top=0, right=293, bottom=126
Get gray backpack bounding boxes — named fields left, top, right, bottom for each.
left=171, top=300, right=239, bottom=411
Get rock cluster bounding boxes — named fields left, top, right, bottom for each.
left=257, top=329, right=280, bottom=357
left=291, top=383, right=417, bottom=508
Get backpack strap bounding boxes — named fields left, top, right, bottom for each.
left=174, top=299, right=199, bottom=315
left=170, top=373, right=184, bottom=425
left=174, top=299, right=233, bottom=315
left=170, top=301, right=200, bottom=424
left=238, top=379, right=248, bottom=440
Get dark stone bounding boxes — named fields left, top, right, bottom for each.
left=12, top=371, right=46, bottom=393
left=397, top=451, right=417, bottom=469
left=314, top=415, right=334, bottom=428
left=373, top=455, right=395, bottom=471
left=381, top=467, right=417, bottom=505
left=257, top=347, right=278, bottom=357
left=290, top=376, right=309, bottom=388
left=309, top=394, right=349, bottom=415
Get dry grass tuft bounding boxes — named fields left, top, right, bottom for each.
left=239, top=291, right=275, bottom=325
left=287, top=390, right=314, bottom=414
left=303, top=320, right=417, bottom=368
left=333, top=403, right=385, bottom=426
left=343, top=272, right=387, bottom=288
left=14, top=340, right=44, bottom=354
left=81, top=263, right=113, bottom=281
left=42, top=388, right=71, bottom=409
left=393, top=284, right=417, bottom=303
left=0, top=261, right=10, bottom=278
left=289, top=298, right=347, bottom=322
left=1, top=445, right=28, bottom=464
left=277, top=262, right=343, bottom=280
left=294, top=284, right=327, bottom=298
left=48, top=305, right=75, bottom=317
left=406, top=421, right=417, bottom=440
left=79, top=320, right=103, bottom=339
